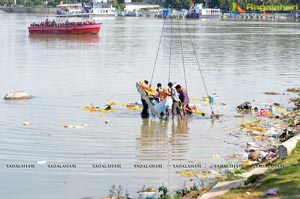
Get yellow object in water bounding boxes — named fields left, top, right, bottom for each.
left=81, top=106, right=100, bottom=112
left=128, top=106, right=142, bottom=110
left=178, top=170, right=195, bottom=177
left=212, top=154, right=221, bottom=159
left=276, top=109, right=288, bottom=115
left=194, top=110, right=205, bottom=116
left=81, top=106, right=116, bottom=113
left=105, top=101, right=121, bottom=105
left=98, top=109, right=117, bottom=113
left=203, top=96, right=210, bottom=102
left=126, top=103, right=143, bottom=110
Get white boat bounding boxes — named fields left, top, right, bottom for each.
left=56, top=3, right=91, bottom=17
left=186, top=3, right=221, bottom=18
left=91, top=0, right=116, bottom=16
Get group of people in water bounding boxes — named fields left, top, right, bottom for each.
left=140, top=80, right=193, bottom=119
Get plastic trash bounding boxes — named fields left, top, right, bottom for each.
left=63, top=124, right=88, bottom=128
left=23, top=122, right=30, bottom=126
left=262, top=188, right=279, bottom=196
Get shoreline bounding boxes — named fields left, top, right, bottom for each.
left=0, top=6, right=57, bottom=13
left=1, top=7, right=300, bottom=22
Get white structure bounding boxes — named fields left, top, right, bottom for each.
left=188, top=3, right=221, bottom=17
left=91, top=0, right=116, bottom=16
left=125, top=3, right=160, bottom=12
left=56, top=3, right=82, bottom=13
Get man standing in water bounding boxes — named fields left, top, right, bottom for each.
left=167, top=82, right=183, bottom=120
left=140, top=80, right=150, bottom=118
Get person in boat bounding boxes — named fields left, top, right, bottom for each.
left=155, top=83, right=164, bottom=103
left=155, top=83, right=168, bottom=118
left=167, top=82, right=183, bottom=120
left=51, top=20, right=56, bottom=26
left=45, top=18, right=49, bottom=26
left=140, top=80, right=150, bottom=118
left=175, top=84, right=193, bottom=115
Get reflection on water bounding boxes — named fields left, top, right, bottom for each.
left=29, top=33, right=100, bottom=43
left=136, top=119, right=169, bottom=161
left=136, top=118, right=189, bottom=161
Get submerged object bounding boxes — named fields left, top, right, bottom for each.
left=4, top=91, right=32, bottom=100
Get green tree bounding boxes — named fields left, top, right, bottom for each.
left=114, top=0, right=125, bottom=10
left=166, top=0, right=193, bottom=9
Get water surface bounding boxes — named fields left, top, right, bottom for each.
left=0, top=14, right=300, bottom=198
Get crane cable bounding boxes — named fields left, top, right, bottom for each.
left=150, top=18, right=167, bottom=86
left=184, top=20, right=215, bottom=115
left=168, top=19, right=172, bottom=83
left=178, top=19, right=188, bottom=92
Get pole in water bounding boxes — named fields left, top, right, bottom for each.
left=210, top=111, right=220, bottom=119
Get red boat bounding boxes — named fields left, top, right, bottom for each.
left=28, top=20, right=101, bottom=34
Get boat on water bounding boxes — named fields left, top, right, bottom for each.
left=56, top=1, right=116, bottom=17
left=186, top=3, right=221, bottom=18
left=56, top=3, right=92, bottom=17
left=91, top=0, right=116, bottom=16
left=28, top=19, right=102, bottom=34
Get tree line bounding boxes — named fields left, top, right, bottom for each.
left=1, top=0, right=299, bottom=10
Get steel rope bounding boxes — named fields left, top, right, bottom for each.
left=150, top=18, right=166, bottom=85
left=178, top=19, right=188, bottom=92
left=184, top=20, right=215, bottom=114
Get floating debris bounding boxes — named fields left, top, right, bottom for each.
left=263, top=92, right=281, bottom=95
left=212, top=154, right=221, bottom=159
left=37, top=160, right=47, bottom=164
left=23, top=122, right=30, bottom=126
left=99, top=109, right=117, bottom=113
left=126, top=103, right=142, bottom=110
left=194, top=110, right=206, bottom=116
left=81, top=103, right=117, bottom=113
left=237, top=102, right=252, bottom=111
left=63, top=124, right=88, bottom=128
left=4, top=91, right=32, bottom=100
left=234, top=114, right=245, bottom=118
left=287, top=87, right=300, bottom=93
left=81, top=104, right=101, bottom=112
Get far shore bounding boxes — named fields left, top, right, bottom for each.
left=0, top=6, right=57, bottom=13
left=1, top=6, right=300, bottom=22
